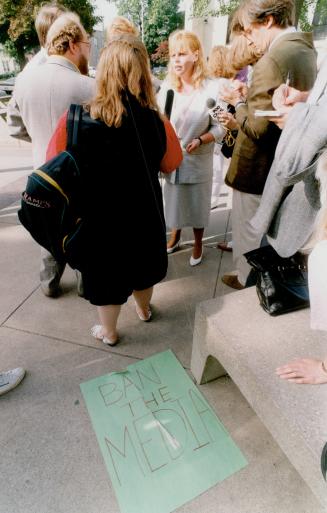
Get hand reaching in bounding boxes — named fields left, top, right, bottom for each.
left=276, top=358, right=327, bottom=384
left=218, top=111, right=239, bottom=130
left=272, top=84, right=309, bottom=111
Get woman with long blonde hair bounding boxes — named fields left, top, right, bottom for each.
left=157, top=30, right=226, bottom=266
left=207, top=45, right=237, bottom=212
left=46, top=35, right=182, bottom=345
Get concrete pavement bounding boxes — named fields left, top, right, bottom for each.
left=0, top=118, right=325, bottom=513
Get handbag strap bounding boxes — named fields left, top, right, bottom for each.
left=126, top=94, right=167, bottom=235
left=66, top=104, right=82, bottom=152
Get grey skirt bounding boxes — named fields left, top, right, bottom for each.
left=163, top=180, right=212, bottom=229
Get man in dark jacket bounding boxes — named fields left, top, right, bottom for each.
left=220, top=0, right=317, bottom=289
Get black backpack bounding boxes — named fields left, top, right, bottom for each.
left=18, top=104, right=82, bottom=265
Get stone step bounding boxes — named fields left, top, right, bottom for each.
left=191, top=287, right=327, bottom=509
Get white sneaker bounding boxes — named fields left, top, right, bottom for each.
left=0, top=368, right=26, bottom=396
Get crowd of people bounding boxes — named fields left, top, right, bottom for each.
left=1, top=0, right=327, bottom=403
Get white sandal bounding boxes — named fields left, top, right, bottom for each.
left=91, top=325, right=119, bottom=346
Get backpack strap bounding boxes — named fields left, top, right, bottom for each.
left=66, top=104, right=82, bottom=152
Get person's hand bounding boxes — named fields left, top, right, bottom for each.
left=231, top=80, right=248, bottom=98
left=276, top=358, right=327, bottom=384
left=272, top=84, right=309, bottom=111
left=268, top=111, right=289, bottom=129
left=186, top=138, right=201, bottom=153
left=218, top=111, right=239, bottom=131
left=220, top=85, right=245, bottom=107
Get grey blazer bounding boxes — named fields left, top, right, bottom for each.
left=7, top=55, right=95, bottom=168
left=157, top=79, right=226, bottom=184
left=251, top=71, right=327, bottom=257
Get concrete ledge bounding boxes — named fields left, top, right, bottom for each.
left=191, top=287, right=327, bottom=509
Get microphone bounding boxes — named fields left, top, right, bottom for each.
left=206, top=98, right=216, bottom=109
left=206, top=97, right=228, bottom=120
left=165, top=89, right=174, bottom=120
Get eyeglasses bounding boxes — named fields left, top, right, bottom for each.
left=80, top=40, right=91, bottom=47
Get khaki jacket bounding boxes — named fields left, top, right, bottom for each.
left=226, top=32, right=317, bottom=195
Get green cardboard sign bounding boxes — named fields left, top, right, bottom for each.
left=80, top=350, right=247, bottom=513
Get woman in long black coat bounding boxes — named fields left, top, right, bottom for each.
left=47, top=35, right=182, bottom=345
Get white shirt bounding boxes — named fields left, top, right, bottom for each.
left=308, top=240, right=327, bottom=330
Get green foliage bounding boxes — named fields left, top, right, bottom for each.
left=192, top=0, right=320, bottom=31
left=191, top=0, right=211, bottom=18
left=114, top=0, right=145, bottom=31
left=191, top=0, right=238, bottom=17
left=151, top=40, right=169, bottom=64
left=144, top=0, right=183, bottom=55
left=0, top=0, right=101, bottom=67
left=209, top=0, right=240, bottom=17
left=298, top=0, right=315, bottom=31
left=112, top=0, right=184, bottom=59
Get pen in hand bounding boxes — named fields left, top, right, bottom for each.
left=283, top=71, right=290, bottom=102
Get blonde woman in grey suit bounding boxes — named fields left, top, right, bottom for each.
left=157, top=30, right=226, bottom=266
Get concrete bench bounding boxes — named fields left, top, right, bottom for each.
left=191, top=287, right=327, bottom=509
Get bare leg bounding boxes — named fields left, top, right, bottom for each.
left=133, top=287, right=153, bottom=320
left=167, top=229, right=181, bottom=250
left=192, top=227, right=204, bottom=259
left=97, top=305, right=121, bottom=342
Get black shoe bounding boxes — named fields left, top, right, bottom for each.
left=321, top=442, right=327, bottom=480
left=41, top=284, right=61, bottom=297
left=76, top=270, right=84, bottom=297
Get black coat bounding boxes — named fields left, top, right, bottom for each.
left=73, top=97, right=168, bottom=305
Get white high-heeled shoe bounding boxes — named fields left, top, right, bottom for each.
left=167, top=241, right=180, bottom=254
left=190, top=251, right=203, bottom=267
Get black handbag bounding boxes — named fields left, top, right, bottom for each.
left=244, top=245, right=309, bottom=316
left=221, top=129, right=237, bottom=158
left=221, top=104, right=237, bottom=159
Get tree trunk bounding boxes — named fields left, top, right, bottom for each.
left=14, top=42, right=27, bottom=71
left=295, top=0, right=304, bottom=25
